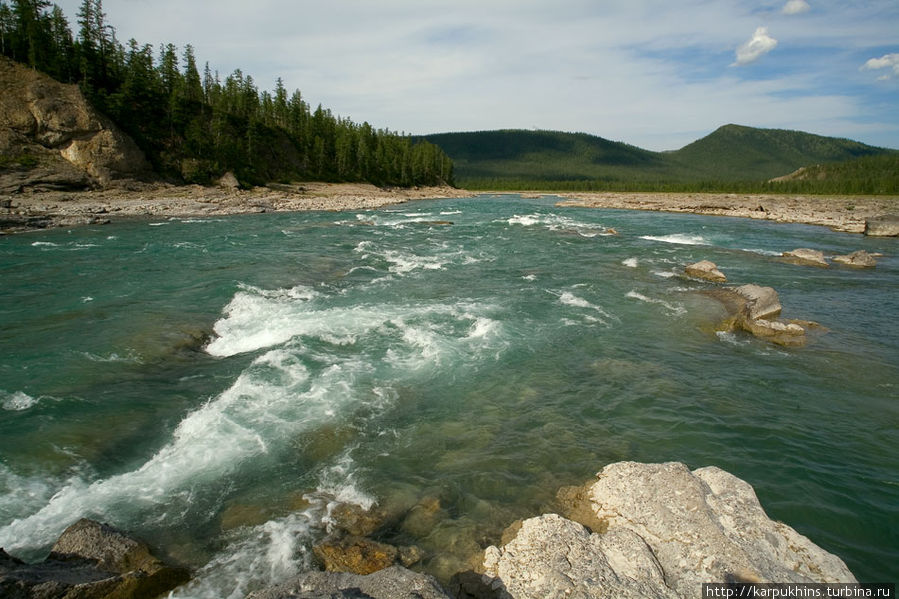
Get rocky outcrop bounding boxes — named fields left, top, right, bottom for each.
left=685, top=260, right=727, bottom=282
left=833, top=250, right=877, bottom=268
left=781, top=248, right=829, bottom=267
left=0, top=518, right=190, bottom=598
left=246, top=565, right=451, bottom=599
left=477, top=462, right=855, bottom=599
left=864, top=215, right=899, bottom=237
left=0, top=57, right=150, bottom=193
left=704, top=284, right=812, bottom=346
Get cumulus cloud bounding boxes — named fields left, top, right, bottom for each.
left=782, top=0, right=810, bottom=15
left=732, top=27, right=778, bottom=66
left=861, top=53, right=899, bottom=80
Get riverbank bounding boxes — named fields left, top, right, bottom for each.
left=554, top=191, right=897, bottom=233
left=0, top=182, right=473, bottom=233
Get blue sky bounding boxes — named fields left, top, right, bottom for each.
left=54, top=0, right=899, bottom=151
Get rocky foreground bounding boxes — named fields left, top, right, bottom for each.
left=0, top=462, right=857, bottom=599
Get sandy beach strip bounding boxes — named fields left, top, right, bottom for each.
left=554, top=191, right=898, bottom=234
left=0, top=182, right=474, bottom=233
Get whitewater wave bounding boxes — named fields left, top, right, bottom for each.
left=505, top=213, right=612, bottom=237
left=1, top=390, right=42, bottom=411
left=554, top=291, right=615, bottom=324
left=639, top=233, right=709, bottom=246
left=625, top=291, right=686, bottom=315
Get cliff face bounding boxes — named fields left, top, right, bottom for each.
left=0, top=58, right=151, bottom=193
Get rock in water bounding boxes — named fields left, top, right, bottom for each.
left=0, top=518, right=189, bottom=598
left=864, top=215, right=899, bottom=237
left=782, top=248, right=829, bottom=268
left=246, top=565, right=451, bottom=599
left=833, top=250, right=877, bottom=268
left=313, top=535, right=399, bottom=575
left=733, top=284, right=782, bottom=320
left=481, top=462, right=856, bottom=599
left=685, top=260, right=727, bottom=282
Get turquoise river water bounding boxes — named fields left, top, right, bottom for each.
left=0, top=195, right=897, bottom=596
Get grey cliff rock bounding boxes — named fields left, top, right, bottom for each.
left=0, top=57, right=151, bottom=193
left=480, top=462, right=856, bottom=599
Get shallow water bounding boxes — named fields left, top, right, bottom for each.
left=1, top=195, right=896, bottom=595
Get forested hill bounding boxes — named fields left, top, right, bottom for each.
left=424, top=126, right=897, bottom=193
left=0, top=0, right=453, bottom=187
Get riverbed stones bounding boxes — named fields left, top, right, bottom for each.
left=864, top=214, right=899, bottom=237
left=246, top=565, right=451, bottom=599
left=782, top=248, right=829, bottom=267
left=0, top=518, right=189, bottom=599
left=481, top=462, right=856, bottom=599
left=685, top=260, right=727, bottom=282
left=313, top=536, right=400, bottom=575
left=833, top=250, right=877, bottom=268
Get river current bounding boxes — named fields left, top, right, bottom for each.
left=0, top=194, right=896, bottom=595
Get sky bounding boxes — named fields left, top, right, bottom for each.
left=53, top=0, right=899, bottom=151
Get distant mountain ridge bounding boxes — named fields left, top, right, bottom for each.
left=422, top=125, right=897, bottom=192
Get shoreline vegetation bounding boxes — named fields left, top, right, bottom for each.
left=2, top=185, right=895, bottom=235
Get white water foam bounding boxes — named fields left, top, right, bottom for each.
left=625, top=291, right=686, bottom=316
left=639, top=233, right=709, bottom=246
left=1, top=390, right=42, bottom=411
left=31, top=241, right=59, bottom=248
left=0, top=346, right=367, bottom=553
left=622, top=257, right=639, bottom=268
left=505, top=213, right=610, bottom=237
left=556, top=291, right=614, bottom=324
left=172, top=453, right=375, bottom=599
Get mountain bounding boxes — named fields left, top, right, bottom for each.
left=423, top=125, right=897, bottom=192
left=666, top=124, right=890, bottom=181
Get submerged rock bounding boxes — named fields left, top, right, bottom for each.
left=313, top=535, right=400, bottom=575
left=833, top=250, right=877, bottom=268
left=702, top=284, right=812, bottom=347
left=246, top=565, right=451, bottom=599
left=864, top=214, right=899, bottom=237
left=480, top=462, right=856, bottom=599
left=782, top=248, right=829, bottom=267
left=685, top=260, right=727, bottom=282
left=0, top=518, right=189, bottom=599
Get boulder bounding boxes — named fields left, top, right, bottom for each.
left=685, top=260, right=727, bottom=282
left=246, top=565, right=451, bottom=599
left=864, top=214, right=899, bottom=237
left=481, top=462, right=856, bottom=599
left=217, top=171, right=240, bottom=190
left=313, top=535, right=400, bottom=575
left=0, top=57, right=150, bottom=192
left=0, top=518, right=189, bottom=599
left=833, top=250, right=877, bottom=268
left=732, top=284, right=782, bottom=321
left=782, top=248, right=829, bottom=268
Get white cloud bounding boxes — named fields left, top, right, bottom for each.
left=782, top=0, right=810, bottom=15
left=732, top=27, right=778, bottom=66
left=860, top=53, right=899, bottom=79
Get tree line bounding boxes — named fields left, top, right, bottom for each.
left=0, top=0, right=454, bottom=187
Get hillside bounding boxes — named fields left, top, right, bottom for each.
left=666, top=124, right=889, bottom=181
left=424, top=125, right=897, bottom=193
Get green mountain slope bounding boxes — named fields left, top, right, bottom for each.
left=424, top=125, right=897, bottom=193
left=666, top=124, right=889, bottom=181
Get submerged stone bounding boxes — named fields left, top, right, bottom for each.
left=685, top=260, right=727, bottom=282
left=833, top=250, right=877, bottom=268
left=782, top=248, right=829, bottom=267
